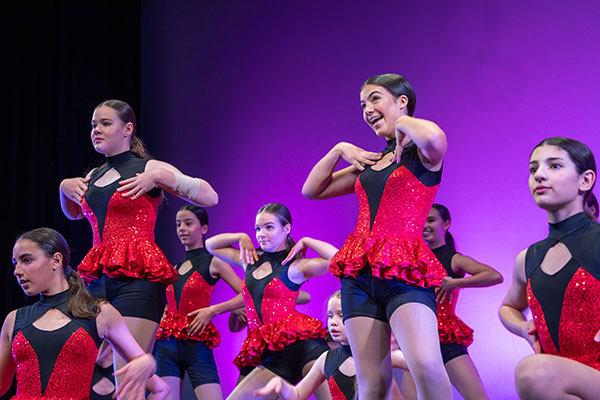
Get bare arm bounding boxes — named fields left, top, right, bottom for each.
left=205, top=233, right=255, bottom=269
left=284, top=237, right=338, bottom=284
left=0, top=311, right=16, bottom=396
left=302, top=142, right=380, bottom=200
left=395, top=115, right=447, bottom=169
left=59, top=174, right=92, bottom=220
left=499, top=250, right=540, bottom=352
left=117, top=159, right=218, bottom=206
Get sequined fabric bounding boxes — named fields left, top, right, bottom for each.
left=328, top=377, right=349, bottom=400
left=437, top=290, right=474, bottom=346
left=12, top=328, right=98, bottom=399
left=330, top=166, right=445, bottom=288
left=79, top=191, right=176, bottom=285
left=234, top=278, right=327, bottom=368
left=156, top=271, right=221, bottom=348
left=527, top=267, right=600, bottom=369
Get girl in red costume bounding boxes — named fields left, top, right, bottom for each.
left=205, top=203, right=337, bottom=400
left=59, top=100, right=218, bottom=398
left=0, top=228, right=168, bottom=400
left=303, top=74, right=451, bottom=399
left=500, top=137, right=600, bottom=400
left=154, top=205, right=242, bottom=400
left=421, top=204, right=502, bottom=400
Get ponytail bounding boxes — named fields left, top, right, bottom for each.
left=431, top=203, right=456, bottom=251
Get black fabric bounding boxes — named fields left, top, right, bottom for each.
left=324, top=345, right=355, bottom=400
left=153, top=337, right=220, bottom=386
left=90, top=364, right=115, bottom=400
left=525, top=212, right=600, bottom=351
left=431, top=245, right=464, bottom=279
left=260, top=338, right=329, bottom=384
left=173, top=248, right=217, bottom=306
left=244, top=250, right=300, bottom=323
left=85, top=151, right=159, bottom=241
left=440, top=342, right=468, bottom=364
left=359, top=142, right=442, bottom=228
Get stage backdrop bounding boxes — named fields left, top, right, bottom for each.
left=139, top=1, right=600, bottom=398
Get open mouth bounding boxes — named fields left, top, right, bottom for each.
left=369, top=115, right=383, bottom=125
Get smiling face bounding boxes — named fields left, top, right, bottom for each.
left=529, top=145, right=590, bottom=213
left=90, top=105, right=133, bottom=157
left=360, top=84, right=408, bottom=139
left=327, top=295, right=347, bottom=344
left=12, top=239, right=61, bottom=296
left=255, top=212, right=290, bottom=252
left=176, top=210, right=207, bottom=251
left=423, top=208, right=449, bottom=248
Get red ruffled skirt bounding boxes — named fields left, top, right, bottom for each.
left=438, top=313, right=474, bottom=347
left=156, top=312, right=221, bottom=349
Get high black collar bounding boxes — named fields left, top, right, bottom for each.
left=548, top=212, right=591, bottom=241
left=185, top=247, right=208, bottom=260
left=106, top=150, right=136, bottom=167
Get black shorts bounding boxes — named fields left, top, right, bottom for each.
left=87, top=274, right=166, bottom=323
left=440, top=342, right=468, bottom=364
left=153, top=337, right=220, bottom=387
left=260, top=338, right=329, bottom=384
left=341, top=268, right=436, bottom=323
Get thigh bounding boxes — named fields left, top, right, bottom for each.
left=194, top=384, right=223, bottom=400
left=153, top=338, right=183, bottom=379
left=262, top=338, right=329, bottom=384
left=181, top=340, right=220, bottom=388
left=444, top=354, right=488, bottom=400
left=162, top=376, right=182, bottom=400
left=440, top=342, right=468, bottom=365
left=341, top=276, right=387, bottom=322
left=109, top=278, right=167, bottom=323
left=226, top=366, right=281, bottom=400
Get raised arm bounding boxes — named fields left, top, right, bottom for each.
left=205, top=233, right=256, bottom=269
left=395, top=115, right=447, bottom=168
left=285, top=237, right=338, bottom=284
left=59, top=174, right=92, bottom=220
left=436, top=253, right=504, bottom=303
left=499, top=250, right=540, bottom=352
left=302, top=142, right=380, bottom=200
left=0, top=311, right=16, bottom=396
left=117, top=159, right=218, bottom=206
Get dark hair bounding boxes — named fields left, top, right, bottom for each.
left=257, top=203, right=296, bottom=252
left=16, top=228, right=101, bottom=319
left=361, top=74, right=416, bottom=116
left=585, top=192, right=599, bottom=221
left=178, top=204, right=209, bottom=246
left=431, top=204, right=455, bottom=251
left=532, top=137, right=597, bottom=203
left=96, top=99, right=150, bottom=159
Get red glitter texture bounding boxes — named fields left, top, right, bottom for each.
left=527, top=267, right=600, bottom=369
left=79, top=191, right=176, bottom=285
left=328, top=376, right=348, bottom=400
left=437, top=289, right=474, bottom=346
left=330, top=166, right=446, bottom=288
left=156, top=271, right=221, bottom=348
left=234, top=278, right=327, bottom=368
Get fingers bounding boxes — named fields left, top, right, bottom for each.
left=595, top=330, right=600, bottom=342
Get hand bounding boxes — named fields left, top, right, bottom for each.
left=114, top=353, right=156, bottom=400
left=187, top=307, right=216, bottom=336
left=522, top=320, right=541, bottom=353
left=60, top=177, right=90, bottom=206
left=435, top=276, right=458, bottom=303
left=335, top=142, right=381, bottom=171
left=282, top=238, right=308, bottom=265
left=239, top=234, right=258, bottom=265
left=393, top=126, right=412, bottom=164
left=117, top=170, right=159, bottom=200
left=595, top=329, right=600, bottom=342
left=146, top=375, right=169, bottom=400
left=254, top=377, right=284, bottom=397
left=232, top=307, right=247, bottom=324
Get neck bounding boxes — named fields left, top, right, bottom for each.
left=105, top=145, right=131, bottom=158
left=546, top=202, right=585, bottom=224
left=42, top=279, right=70, bottom=296
left=184, top=243, right=204, bottom=252
left=427, top=238, right=446, bottom=249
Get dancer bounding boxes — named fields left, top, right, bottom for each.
left=302, top=73, right=451, bottom=399
left=59, top=99, right=218, bottom=398
left=205, top=203, right=336, bottom=400
left=154, top=205, right=243, bottom=399
left=500, top=137, right=600, bottom=399
left=422, top=203, right=502, bottom=399
left=585, top=193, right=598, bottom=221
left=0, top=228, right=168, bottom=399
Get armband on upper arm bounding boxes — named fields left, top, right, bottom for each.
left=173, top=174, right=200, bottom=200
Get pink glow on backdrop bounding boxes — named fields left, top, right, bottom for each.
left=141, top=1, right=600, bottom=398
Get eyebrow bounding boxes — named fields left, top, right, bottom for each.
left=529, top=157, right=565, bottom=165
left=367, top=90, right=383, bottom=100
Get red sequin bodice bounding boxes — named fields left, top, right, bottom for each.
left=156, top=271, right=221, bottom=348
left=330, top=165, right=445, bottom=287
left=78, top=191, right=176, bottom=285
left=234, top=275, right=327, bottom=368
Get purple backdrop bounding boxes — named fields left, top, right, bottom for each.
left=141, top=2, right=600, bottom=398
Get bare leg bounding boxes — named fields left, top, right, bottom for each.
left=445, top=355, right=488, bottom=400
left=516, top=354, right=600, bottom=400
left=345, top=316, right=393, bottom=399
left=302, top=359, right=332, bottom=400
left=389, top=303, right=452, bottom=400
left=162, top=376, right=182, bottom=400
left=194, top=383, right=223, bottom=400
left=226, top=366, right=281, bottom=400
left=399, top=370, right=417, bottom=400
left=113, top=317, right=159, bottom=389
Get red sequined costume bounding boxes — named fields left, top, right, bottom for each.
left=234, top=250, right=328, bottom=369
left=324, top=345, right=355, bottom=400
left=11, top=290, right=102, bottom=400
left=156, top=248, right=220, bottom=348
left=77, top=151, right=176, bottom=285
left=525, top=212, right=600, bottom=370
left=330, top=142, right=446, bottom=288
left=432, top=245, right=474, bottom=347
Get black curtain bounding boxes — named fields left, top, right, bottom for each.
left=1, top=3, right=141, bottom=398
